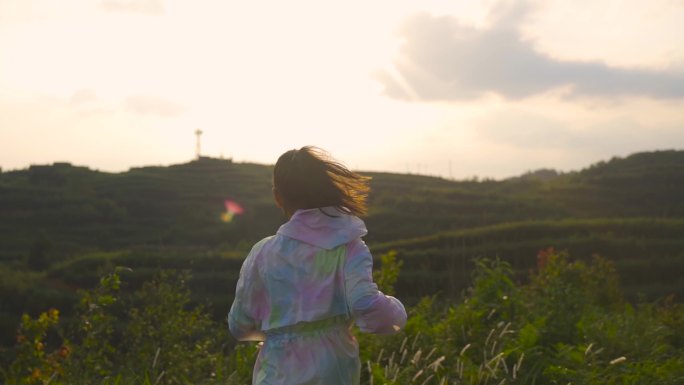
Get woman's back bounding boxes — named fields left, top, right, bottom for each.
left=229, top=208, right=406, bottom=384
left=228, top=147, right=406, bottom=384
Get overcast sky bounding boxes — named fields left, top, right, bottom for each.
left=1, top=0, right=683, bottom=179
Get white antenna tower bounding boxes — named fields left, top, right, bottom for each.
left=195, top=129, right=203, bottom=159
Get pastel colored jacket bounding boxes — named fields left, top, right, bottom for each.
left=228, top=207, right=407, bottom=384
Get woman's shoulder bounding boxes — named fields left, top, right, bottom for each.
left=242, top=236, right=278, bottom=273
left=250, top=235, right=277, bottom=254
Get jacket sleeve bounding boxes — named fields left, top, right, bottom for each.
left=344, top=239, right=407, bottom=334
left=228, top=241, right=267, bottom=342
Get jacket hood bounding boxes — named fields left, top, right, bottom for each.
left=276, top=207, right=367, bottom=250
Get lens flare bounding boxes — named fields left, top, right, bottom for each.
left=221, top=200, right=245, bottom=223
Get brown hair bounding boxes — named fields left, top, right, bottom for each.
left=273, top=146, right=371, bottom=217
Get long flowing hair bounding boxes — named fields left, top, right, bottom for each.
left=273, top=146, right=371, bottom=217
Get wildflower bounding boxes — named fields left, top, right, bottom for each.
left=58, top=345, right=70, bottom=358
left=31, top=368, right=42, bottom=379
left=537, top=247, right=555, bottom=269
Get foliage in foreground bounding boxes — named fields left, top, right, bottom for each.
left=2, top=270, right=241, bottom=385
left=360, top=249, right=684, bottom=384
left=3, top=250, right=684, bottom=384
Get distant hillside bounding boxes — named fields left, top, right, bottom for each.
left=372, top=217, right=684, bottom=302
left=1, top=150, right=684, bottom=345
left=0, top=159, right=281, bottom=264
left=367, top=150, right=684, bottom=243
left=1, top=150, right=683, bottom=264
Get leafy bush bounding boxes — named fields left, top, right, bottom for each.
left=3, top=249, right=684, bottom=384
left=357, top=250, right=684, bottom=384
left=2, top=270, right=242, bottom=385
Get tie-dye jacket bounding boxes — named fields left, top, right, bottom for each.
left=228, top=207, right=407, bottom=384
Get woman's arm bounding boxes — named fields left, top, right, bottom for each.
left=228, top=241, right=268, bottom=341
left=344, top=239, right=407, bottom=334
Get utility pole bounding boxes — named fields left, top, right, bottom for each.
left=195, top=129, right=203, bottom=159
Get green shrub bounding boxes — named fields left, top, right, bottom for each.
left=359, top=250, right=684, bottom=384
left=3, top=249, right=684, bottom=384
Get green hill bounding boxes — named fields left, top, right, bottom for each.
left=1, top=149, right=684, bottom=345
left=3, top=150, right=683, bottom=263
left=0, top=159, right=282, bottom=263
left=372, top=217, right=684, bottom=301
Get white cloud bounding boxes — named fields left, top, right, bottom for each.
left=375, top=5, right=684, bottom=101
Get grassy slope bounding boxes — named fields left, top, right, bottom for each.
left=372, top=217, right=684, bottom=302
left=1, top=150, right=684, bottom=344
left=1, top=150, right=683, bottom=259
